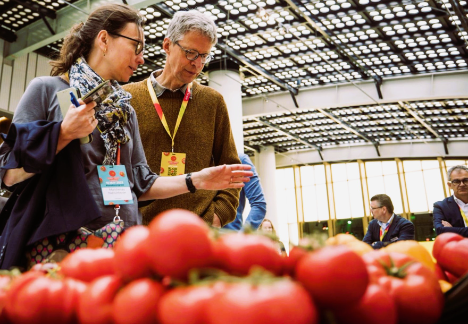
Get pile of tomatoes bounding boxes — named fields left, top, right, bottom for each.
left=0, top=209, right=465, bottom=324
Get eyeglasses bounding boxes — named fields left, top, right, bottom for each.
left=370, top=206, right=384, bottom=211
left=449, top=178, right=468, bottom=186
left=175, top=42, right=213, bottom=64
left=108, top=32, right=144, bottom=55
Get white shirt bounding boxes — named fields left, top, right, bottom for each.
left=453, top=195, right=468, bottom=227
left=377, top=213, right=395, bottom=231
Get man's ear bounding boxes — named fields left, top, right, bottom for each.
left=162, top=38, right=171, bottom=55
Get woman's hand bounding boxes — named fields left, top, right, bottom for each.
left=191, top=164, right=253, bottom=191
left=57, top=99, right=98, bottom=152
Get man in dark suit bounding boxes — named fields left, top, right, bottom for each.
left=363, top=194, right=415, bottom=249
left=433, top=165, right=468, bottom=237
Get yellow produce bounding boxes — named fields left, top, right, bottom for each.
left=383, top=241, right=436, bottom=272
left=326, top=233, right=358, bottom=245
left=439, top=280, right=452, bottom=293
left=326, top=234, right=373, bottom=256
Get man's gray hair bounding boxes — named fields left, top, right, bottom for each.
left=165, top=10, right=218, bottom=45
left=447, top=165, right=468, bottom=181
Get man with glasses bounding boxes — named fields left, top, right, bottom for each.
left=433, top=165, right=468, bottom=237
left=123, top=10, right=241, bottom=228
left=363, top=194, right=415, bottom=249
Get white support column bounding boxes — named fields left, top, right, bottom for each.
left=256, top=146, right=279, bottom=230
left=208, top=70, right=244, bottom=154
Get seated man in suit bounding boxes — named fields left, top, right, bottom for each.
left=363, top=194, right=415, bottom=249
left=433, top=165, right=468, bottom=237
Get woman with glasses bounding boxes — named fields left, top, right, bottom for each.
left=0, top=4, right=252, bottom=269
left=123, top=10, right=242, bottom=229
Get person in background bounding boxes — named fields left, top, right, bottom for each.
left=223, top=153, right=266, bottom=231
left=123, top=10, right=240, bottom=228
left=433, top=165, right=468, bottom=237
left=363, top=194, right=415, bottom=249
left=0, top=4, right=251, bottom=270
left=259, top=218, right=287, bottom=256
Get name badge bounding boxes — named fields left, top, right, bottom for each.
left=97, top=165, right=133, bottom=205
left=160, top=152, right=186, bottom=176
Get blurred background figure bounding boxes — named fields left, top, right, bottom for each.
left=259, top=218, right=287, bottom=256
left=363, top=194, right=415, bottom=249
left=224, top=153, right=266, bottom=231
left=433, top=165, right=468, bottom=237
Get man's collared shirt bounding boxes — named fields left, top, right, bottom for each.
left=453, top=195, right=468, bottom=227
left=377, top=213, right=395, bottom=231
left=150, top=70, right=192, bottom=99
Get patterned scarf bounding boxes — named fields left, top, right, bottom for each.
left=69, top=57, right=131, bottom=165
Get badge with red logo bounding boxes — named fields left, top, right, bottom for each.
left=97, top=165, right=133, bottom=205
left=160, top=152, right=186, bottom=176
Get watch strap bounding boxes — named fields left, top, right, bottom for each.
left=185, top=173, right=197, bottom=193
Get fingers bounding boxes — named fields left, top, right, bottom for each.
left=228, top=164, right=252, bottom=171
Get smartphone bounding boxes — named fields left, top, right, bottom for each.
left=82, top=80, right=113, bottom=106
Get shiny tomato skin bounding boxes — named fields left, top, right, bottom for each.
left=296, top=245, right=369, bottom=308
left=60, top=248, right=115, bottom=282
left=363, top=251, right=444, bottom=324
left=282, top=246, right=308, bottom=277
left=213, top=233, right=283, bottom=276
left=437, top=239, right=468, bottom=277
left=78, top=275, right=124, bottom=324
left=113, top=226, right=153, bottom=281
left=432, top=232, right=463, bottom=260
left=113, top=278, right=165, bottom=324
left=146, top=209, right=213, bottom=279
left=205, top=280, right=318, bottom=324
left=158, top=282, right=228, bottom=324
left=334, top=284, right=397, bottom=324
left=5, top=274, right=86, bottom=324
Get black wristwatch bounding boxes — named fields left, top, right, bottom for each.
left=185, top=173, right=197, bottom=193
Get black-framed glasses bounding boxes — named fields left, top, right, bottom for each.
left=175, top=41, right=213, bottom=64
left=108, top=32, right=144, bottom=55
left=449, top=178, right=468, bottom=186
left=370, top=206, right=384, bottom=211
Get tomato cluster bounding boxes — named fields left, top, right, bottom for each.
left=0, top=209, right=450, bottom=324
left=432, top=232, right=468, bottom=284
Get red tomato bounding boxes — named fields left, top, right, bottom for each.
left=60, top=248, right=115, bottom=282
left=146, top=209, right=213, bottom=279
left=296, top=245, right=369, bottom=308
left=163, top=152, right=170, bottom=156
left=363, top=251, right=444, bottom=324
left=158, top=283, right=227, bottom=324
left=113, top=278, right=165, bottom=324
left=99, top=177, right=103, bottom=183
left=160, top=167, right=165, bottom=174
left=182, top=158, right=186, bottom=164
left=434, top=262, right=449, bottom=281
left=432, top=232, right=462, bottom=260
left=213, top=233, right=283, bottom=276
left=114, top=226, right=153, bottom=281
left=0, top=275, right=14, bottom=321
left=445, top=270, right=460, bottom=284
left=109, top=170, right=116, bottom=177
left=205, top=279, right=318, bottom=324
left=435, top=236, right=468, bottom=277
left=282, top=245, right=308, bottom=277
left=334, top=284, right=397, bottom=324
left=5, top=273, right=86, bottom=324
left=119, top=171, right=125, bottom=177
left=100, top=166, right=107, bottom=171
left=78, top=275, right=123, bottom=324
left=171, top=156, right=177, bottom=161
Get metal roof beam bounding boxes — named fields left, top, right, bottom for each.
left=254, top=117, right=323, bottom=160
left=4, top=0, right=163, bottom=60
left=12, top=0, right=56, bottom=19
left=398, top=101, right=449, bottom=154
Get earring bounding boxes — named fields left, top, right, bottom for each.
left=103, top=48, right=107, bottom=57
